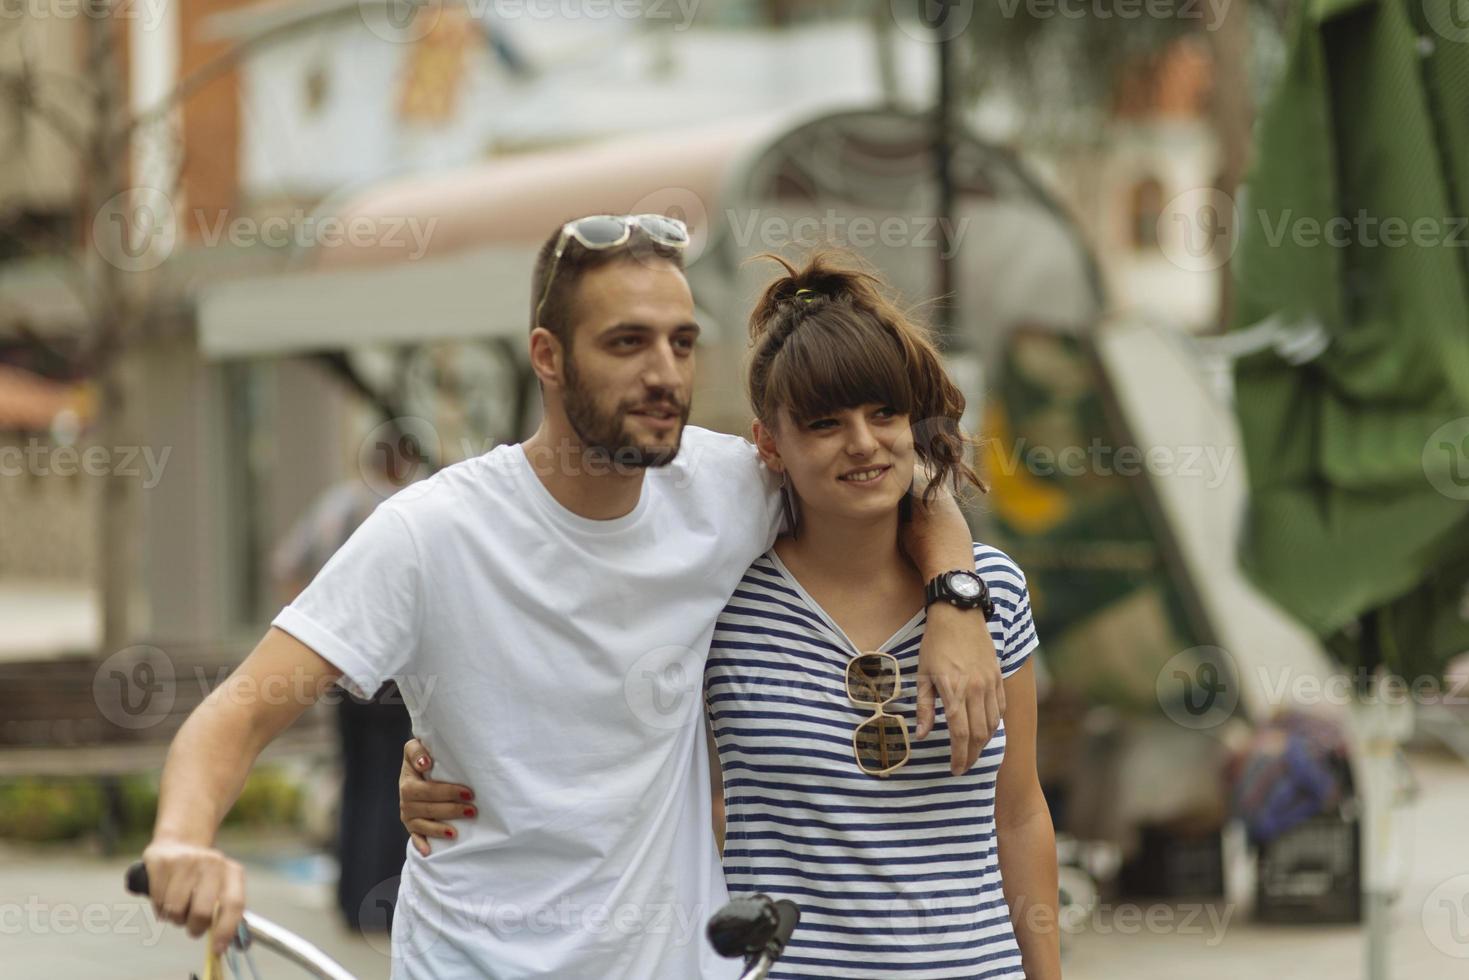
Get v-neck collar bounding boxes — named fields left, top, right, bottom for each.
left=765, top=549, right=926, bottom=656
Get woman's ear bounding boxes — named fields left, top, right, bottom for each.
left=751, top=417, right=782, bottom=472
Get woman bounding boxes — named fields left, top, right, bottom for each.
left=400, top=251, right=1061, bottom=978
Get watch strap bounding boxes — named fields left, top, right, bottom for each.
left=925, top=570, right=996, bottom=620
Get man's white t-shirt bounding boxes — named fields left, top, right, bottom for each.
left=272, top=426, right=783, bottom=979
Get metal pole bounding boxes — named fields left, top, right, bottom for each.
left=928, top=1, right=957, bottom=346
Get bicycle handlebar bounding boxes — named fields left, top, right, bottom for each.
left=709, top=894, right=800, bottom=980
left=124, top=861, right=150, bottom=898
left=125, top=862, right=359, bottom=980
left=128, top=863, right=797, bottom=980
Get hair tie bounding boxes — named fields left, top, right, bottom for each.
left=794, top=288, right=817, bottom=303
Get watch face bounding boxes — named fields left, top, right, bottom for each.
left=950, top=574, right=982, bottom=599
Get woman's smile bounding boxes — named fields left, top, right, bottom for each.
left=837, top=463, right=891, bottom=487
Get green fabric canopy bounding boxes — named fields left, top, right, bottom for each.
left=1230, top=0, right=1469, bottom=678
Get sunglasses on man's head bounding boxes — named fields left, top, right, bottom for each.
left=534, top=214, right=691, bottom=329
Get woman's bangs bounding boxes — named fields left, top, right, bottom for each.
left=771, top=321, right=914, bottom=424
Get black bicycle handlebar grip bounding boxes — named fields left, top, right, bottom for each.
left=706, top=895, right=779, bottom=958
left=125, top=861, right=150, bottom=896
left=769, top=899, right=800, bottom=957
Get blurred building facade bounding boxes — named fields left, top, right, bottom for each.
left=1, top=2, right=1221, bottom=661
left=1040, top=38, right=1222, bottom=333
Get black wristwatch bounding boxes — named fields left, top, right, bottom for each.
left=924, top=569, right=995, bottom=620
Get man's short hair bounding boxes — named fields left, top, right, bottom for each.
left=529, top=217, right=688, bottom=348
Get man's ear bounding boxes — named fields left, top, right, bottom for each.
left=751, top=417, right=782, bottom=472
left=529, top=327, right=565, bottom=388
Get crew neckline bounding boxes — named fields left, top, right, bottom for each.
left=508, top=443, right=653, bottom=535
left=766, top=549, right=925, bottom=655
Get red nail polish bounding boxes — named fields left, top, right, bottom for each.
left=445, top=828, right=455, bottom=839
left=459, top=790, right=473, bottom=801
left=464, top=807, right=477, bottom=818
left=415, top=756, right=428, bottom=769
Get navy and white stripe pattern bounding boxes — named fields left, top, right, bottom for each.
left=705, top=542, right=1038, bottom=979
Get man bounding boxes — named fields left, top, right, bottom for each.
left=140, top=214, right=1005, bottom=978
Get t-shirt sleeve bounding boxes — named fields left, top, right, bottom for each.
left=691, top=428, right=785, bottom=553
left=973, top=542, right=1039, bottom=678
left=271, top=502, right=422, bottom=699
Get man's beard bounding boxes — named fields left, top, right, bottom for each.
left=562, top=355, right=688, bottom=469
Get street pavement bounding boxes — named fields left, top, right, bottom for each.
left=4, top=748, right=1467, bottom=979
left=0, top=837, right=391, bottom=980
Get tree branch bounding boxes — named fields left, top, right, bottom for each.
left=0, top=69, right=88, bottom=151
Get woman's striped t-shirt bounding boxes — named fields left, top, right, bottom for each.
left=705, top=542, right=1038, bottom=979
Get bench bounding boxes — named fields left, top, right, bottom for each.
left=0, top=641, right=335, bottom=850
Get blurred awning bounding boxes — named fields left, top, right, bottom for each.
left=195, top=111, right=795, bottom=359
left=197, top=244, right=538, bottom=358
left=304, top=113, right=782, bottom=273
left=196, top=106, right=1104, bottom=364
